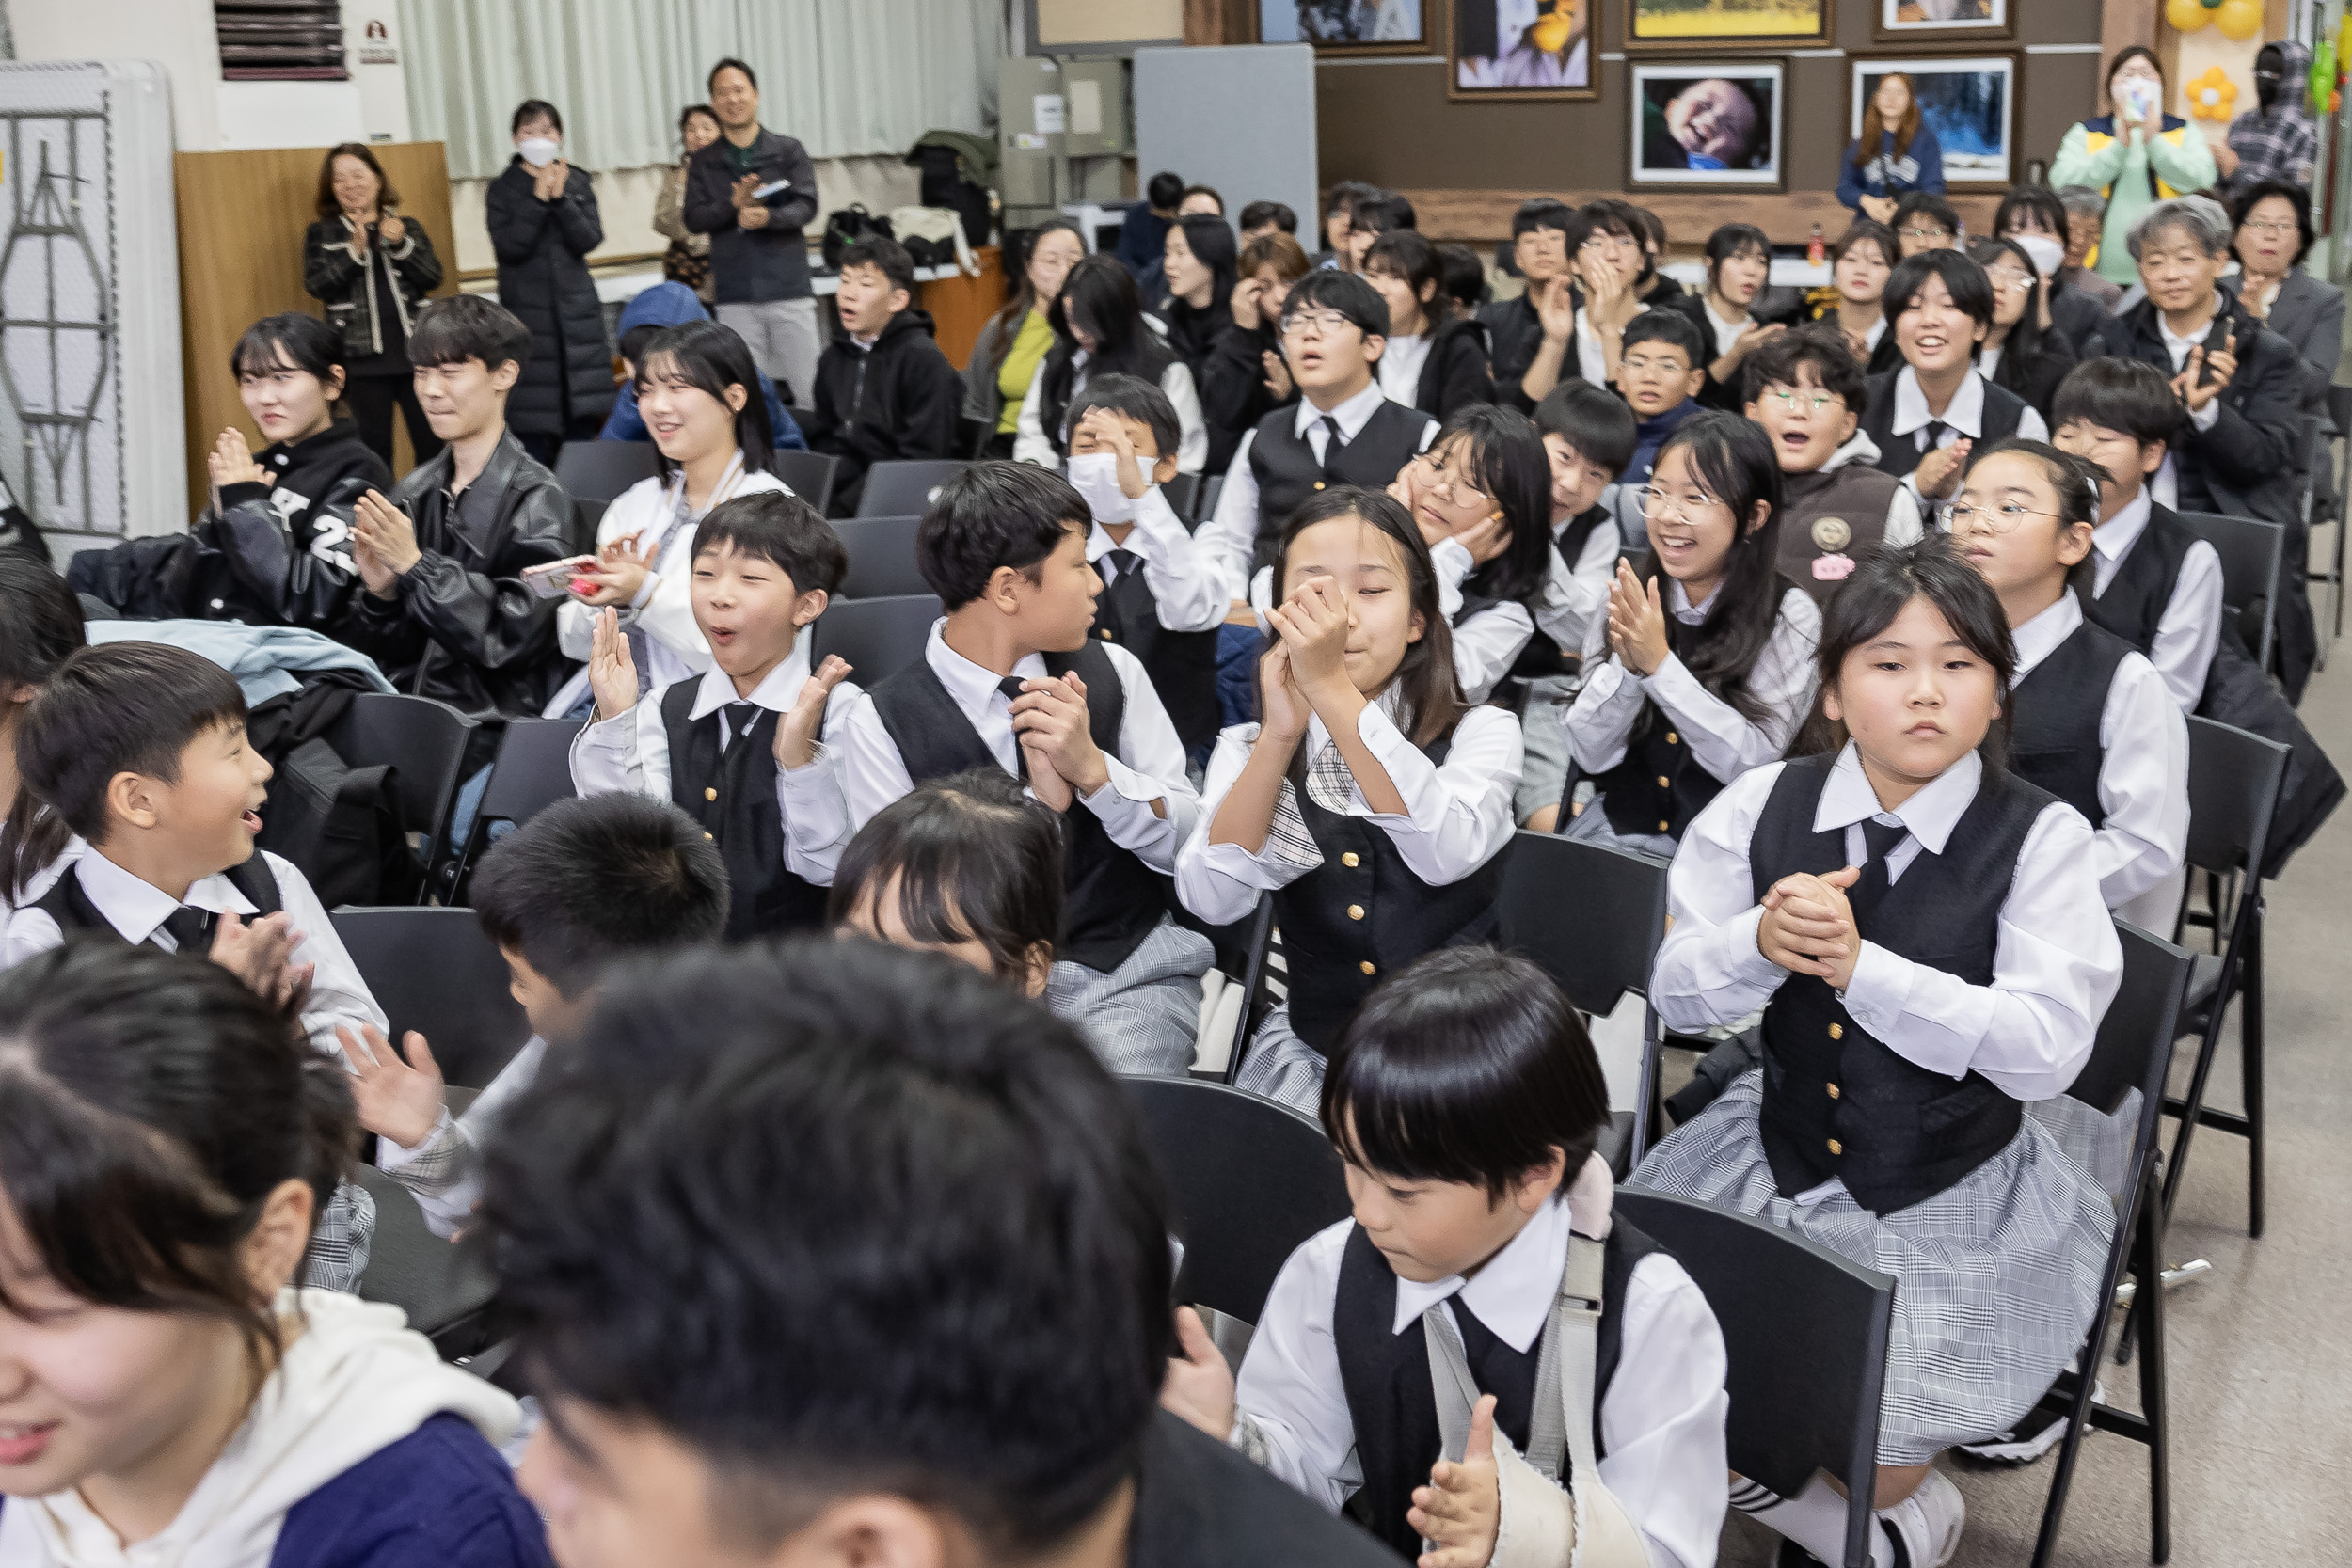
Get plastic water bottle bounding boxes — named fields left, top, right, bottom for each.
left=1807, top=221, right=1826, bottom=267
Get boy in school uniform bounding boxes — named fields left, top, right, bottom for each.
left=2050, top=357, right=2228, bottom=711
left=1616, top=311, right=1709, bottom=486
left=1743, top=325, right=1923, bottom=605
left=340, top=792, right=729, bottom=1239
left=570, top=490, right=856, bottom=940
left=834, top=462, right=1212, bottom=1077
left=1889, top=190, right=1963, bottom=257
left=1483, top=198, right=1579, bottom=415
left=340, top=293, right=576, bottom=718
left=801, top=235, right=964, bottom=517
left=1859, top=251, right=2047, bottom=510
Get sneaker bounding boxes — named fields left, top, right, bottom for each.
left=1878, top=1468, right=1965, bottom=1568
left=1955, top=1380, right=2106, bottom=1465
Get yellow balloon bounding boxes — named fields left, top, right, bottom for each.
left=2165, top=0, right=2211, bottom=32
left=2215, top=0, right=2263, bottom=40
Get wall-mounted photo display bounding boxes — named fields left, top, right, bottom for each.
left=1850, top=55, right=2017, bottom=186
left=1452, top=0, right=1597, bottom=101
left=1624, top=0, right=1831, bottom=50
left=1255, top=0, right=1427, bottom=52
left=1630, top=61, right=1786, bottom=186
left=1873, top=0, right=2009, bottom=44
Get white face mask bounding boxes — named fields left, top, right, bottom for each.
left=518, top=136, right=561, bottom=168
left=2012, top=233, right=2064, bottom=277
left=1066, top=452, right=1144, bottom=523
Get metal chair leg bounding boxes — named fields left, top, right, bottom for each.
left=2243, top=904, right=2265, bottom=1239
left=2137, top=1188, right=2172, bottom=1564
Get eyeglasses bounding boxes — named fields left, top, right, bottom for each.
left=1642, top=486, right=1729, bottom=527
left=1280, top=309, right=1358, bottom=339
left=1581, top=232, right=1630, bottom=252
left=1985, top=269, right=2035, bottom=293
left=1762, top=387, right=1845, bottom=414
left=1947, top=500, right=2060, bottom=533
left=1620, top=353, right=1691, bottom=376
left=1412, top=451, right=1493, bottom=508
left=2241, top=217, right=2299, bottom=237
left=1898, top=226, right=1953, bottom=241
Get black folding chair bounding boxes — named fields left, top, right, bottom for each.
left=321, top=693, right=480, bottom=900
left=353, top=1161, right=501, bottom=1357
left=2024, top=920, right=2194, bottom=1568
left=1215, top=897, right=1283, bottom=1085
left=447, top=719, right=586, bottom=897
left=2323, top=383, right=2351, bottom=650
left=772, top=448, right=842, bottom=515
left=1615, top=1187, right=1895, bottom=1568
left=328, top=907, right=532, bottom=1090
left=1160, top=470, right=1201, bottom=520
left=1120, top=1074, right=1351, bottom=1326
left=1495, top=829, right=1672, bottom=1172
left=809, top=593, right=945, bottom=684
left=2160, top=718, right=2291, bottom=1238
left=2174, top=511, right=2284, bottom=672
left=832, top=515, right=930, bottom=599
left=1198, top=472, right=1226, bottom=523
left=553, top=440, right=660, bottom=551
left=855, top=459, right=969, bottom=518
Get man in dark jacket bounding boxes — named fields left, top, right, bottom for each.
left=342, top=295, right=574, bottom=717
left=485, top=100, right=613, bottom=466
left=684, top=58, right=822, bottom=408
left=801, top=237, right=963, bottom=517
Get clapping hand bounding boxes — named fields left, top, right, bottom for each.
left=208, top=427, right=269, bottom=492
left=1407, top=1395, right=1502, bottom=1568
left=336, top=1024, right=447, bottom=1151
left=1266, top=576, right=1352, bottom=694
left=1009, top=671, right=1107, bottom=807
left=1606, top=560, right=1669, bottom=677
left=351, top=490, right=423, bottom=595
left=587, top=608, right=640, bottom=721
left=1533, top=273, right=1579, bottom=345
left=1257, top=636, right=1311, bottom=745
left=376, top=210, right=406, bottom=245
left=1757, top=865, right=1862, bottom=989
left=211, top=911, right=313, bottom=1011
left=773, top=655, right=853, bottom=769
left=1911, top=437, right=1972, bottom=501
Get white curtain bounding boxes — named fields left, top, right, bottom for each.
left=398, top=0, right=1004, bottom=180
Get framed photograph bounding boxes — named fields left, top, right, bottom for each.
left=1254, top=0, right=1427, bottom=53
left=1850, top=55, right=2016, bottom=186
left=1625, top=0, right=1831, bottom=51
left=1629, top=61, right=1786, bottom=187
left=1873, top=0, right=2009, bottom=44
left=1451, top=0, right=1597, bottom=102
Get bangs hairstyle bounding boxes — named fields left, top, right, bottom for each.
left=1814, top=535, right=2017, bottom=765
left=471, top=794, right=730, bottom=1000
left=1638, top=412, right=1787, bottom=722
left=1533, top=381, right=1637, bottom=477
left=1363, top=229, right=1451, bottom=325
left=314, top=141, right=396, bottom=222
left=1168, top=214, right=1240, bottom=322
left=1963, top=437, right=2108, bottom=596
left=635, top=319, right=776, bottom=478
left=1270, top=487, right=1463, bottom=746
left=1239, top=230, right=1311, bottom=287
left=2051, top=356, right=2183, bottom=448
left=0, top=555, right=87, bottom=900
left=406, top=293, right=532, bottom=376
left=1239, top=199, right=1296, bottom=235
left=1512, top=198, right=1577, bottom=240
left=1890, top=190, right=1962, bottom=241
left=1705, top=222, right=1772, bottom=283
left=1067, top=372, right=1183, bottom=459
left=511, top=99, right=563, bottom=135
left=1621, top=309, right=1707, bottom=371
left=842, top=234, right=917, bottom=298
left=1885, top=248, right=1994, bottom=331
left=2230, top=178, right=2316, bottom=266
left=230, top=311, right=346, bottom=389
left=1742, top=322, right=1866, bottom=410
left=1431, top=404, right=1553, bottom=605
left=987, top=221, right=1085, bottom=372
left=14, top=642, right=246, bottom=845
left=1831, top=220, right=1899, bottom=277
left=692, top=490, right=848, bottom=597
left=826, top=768, right=1065, bottom=986
left=1279, top=267, right=1391, bottom=340
left=917, top=461, right=1089, bottom=610
left=1994, top=184, right=2070, bottom=242
left=1041, top=257, right=1173, bottom=459
left=1322, top=947, right=1609, bottom=1201
left=1350, top=192, right=1416, bottom=238
left=0, top=942, right=355, bottom=1370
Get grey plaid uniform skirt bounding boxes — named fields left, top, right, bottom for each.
left=1633, top=1069, right=2113, bottom=1464
left=1047, top=916, right=1214, bottom=1077
left=1232, top=1002, right=1325, bottom=1114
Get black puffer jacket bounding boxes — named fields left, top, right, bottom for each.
left=304, top=215, right=442, bottom=364
left=485, top=158, right=613, bottom=437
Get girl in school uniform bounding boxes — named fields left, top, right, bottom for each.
left=1391, top=404, right=1556, bottom=705
left=1013, top=255, right=1210, bottom=474
left=0, top=554, right=87, bottom=911
left=1809, top=222, right=1900, bottom=378
left=1667, top=223, right=1788, bottom=411
left=1360, top=229, right=1496, bottom=421
left=1562, top=411, right=1820, bottom=854
left=1174, top=487, right=1521, bottom=1114
left=1632, top=538, right=2122, bottom=1568
left=1160, top=946, right=1729, bottom=1568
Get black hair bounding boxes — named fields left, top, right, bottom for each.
left=1638, top=412, right=1788, bottom=723
left=2051, top=356, right=2184, bottom=448
left=1323, top=180, right=1381, bottom=223
left=14, top=642, right=246, bottom=846
left=617, top=322, right=663, bottom=366
left=1351, top=192, right=1417, bottom=238
left=827, top=768, right=1064, bottom=987
left=1621, top=309, right=1708, bottom=372
left=1278, top=267, right=1391, bottom=341
left=635, top=319, right=776, bottom=477
left=708, top=56, right=757, bottom=92
left=1704, top=222, right=1772, bottom=292
left=692, top=489, right=848, bottom=597
left=2230, top=178, right=2316, bottom=266
left=0, top=554, right=88, bottom=900
left=314, top=142, right=397, bottom=222
left=1180, top=183, right=1224, bottom=214
left=1432, top=404, right=1553, bottom=606
left=1166, top=214, right=1239, bottom=331
left=2105, top=45, right=2162, bottom=102
left=511, top=99, right=562, bottom=136
left=1884, top=248, right=1994, bottom=334
left=1742, top=323, right=1867, bottom=411
left=1040, top=257, right=1175, bottom=460
left=679, top=103, right=721, bottom=140
left=1832, top=219, right=1899, bottom=277
left=230, top=311, right=345, bottom=394
left=1066, top=372, right=1183, bottom=460
left=1239, top=199, right=1296, bottom=235
left=1533, top=381, right=1637, bottom=477
left=1323, top=946, right=1610, bottom=1202
left=1270, top=487, right=1463, bottom=747
left=841, top=234, right=917, bottom=298
left=478, top=938, right=1174, bottom=1556
left=1994, top=185, right=2070, bottom=243
left=1812, top=535, right=2016, bottom=766
left=407, top=293, right=532, bottom=376
left=1967, top=236, right=2063, bottom=408
left=1512, top=198, right=1577, bottom=240
left=918, top=461, right=1088, bottom=610
left=1891, top=190, right=1963, bottom=243
left=1596, top=200, right=1663, bottom=283
left=1436, top=243, right=1490, bottom=312
left=1147, top=170, right=1184, bottom=210
left=990, top=221, right=1087, bottom=372
left=0, top=942, right=355, bottom=1370
left=1362, top=229, right=1450, bottom=327
left=1964, top=436, right=2108, bottom=540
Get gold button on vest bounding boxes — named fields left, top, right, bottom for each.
left=1827, top=1138, right=1842, bottom=1155
left=705, top=787, right=718, bottom=801
left=1347, top=904, right=1365, bottom=921
left=1341, top=851, right=1360, bottom=867
left=1658, top=819, right=1671, bottom=832
left=1829, top=1022, right=1843, bottom=1039
left=1666, top=731, right=1679, bottom=745
left=1313, top=481, right=1326, bottom=490
left=1657, top=775, right=1670, bottom=788
left=1359, top=959, right=1376, bottom=975
left=1827, top=1083, right=1840, bottom=1100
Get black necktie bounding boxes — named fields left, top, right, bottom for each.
left=1921, top=419, right=1948, bottom=454
left=1849, top=818, right=1909, bottom=924
left=720, top=700, right=756, bottom=752
left=161, top=904, right=215, bottom=954
left=1105, top=547, right=1144, bottom=585
left=1318, top=414, right=1345, bottom=467
left=997, top=675, right=1029, bottom=781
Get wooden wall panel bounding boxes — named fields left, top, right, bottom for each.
left=918, top=245, right=1007, bottom=371
left=1400, top=188, right=2000, bottom=246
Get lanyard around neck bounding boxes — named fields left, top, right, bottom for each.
left=652, top=450, right=747, bottom=561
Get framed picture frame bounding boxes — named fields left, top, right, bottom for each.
left=1450, top=0, right=1599, bottom=102
left=1629, top=60, right=1787, bottom=187
left=1872, top=0, right=2010, bottom=45
left=1849, top=54, right=2018, bottom=188
left=1624, top=0, right=1832, bottom=52
left=1253, top=0, right=1428, bottom=54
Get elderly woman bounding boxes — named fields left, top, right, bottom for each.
left=2050, top=47, right=2218, bottom=287
left=2228, top=178, right=2344, bottom=392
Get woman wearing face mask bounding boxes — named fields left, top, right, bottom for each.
left=653, top=104, right=723, bottom=303
left=964, top=221, right=1087, bottom=459
left=1992, top=185, right=2114, bottom=360
left=1838, top=72, right=1945, bottom=226
left=1969, top=237, right=2077, bottom=424
left=2050, top=47, right=2217, bottom=287
left=302, top=142, right=443, bottom=472
left=485, top=99, right=612, bottom=466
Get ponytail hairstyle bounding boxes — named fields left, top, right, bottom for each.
left=1809, top=534, right=2018, bottom=767
left=1963, top=436, right=2110, bottom=602
left=1041, top=256, right=1175, bottom=459
left=1428, top=403, right=1553, bottom=606
left=1635, top=411, right=1788, bottom=721
left=0, top=552, right=88, bottom=901
left=636, top=319, right=775, bottom=479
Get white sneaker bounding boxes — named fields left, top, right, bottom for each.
left=1879, top=1468, right=1965, bottom=1568
left=1955, top=1379, right=2106, bottom=1465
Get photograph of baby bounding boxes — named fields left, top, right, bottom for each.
left=1257, top=0, right=1425, bottom=48
left=1453, top=0, right=1594, bottom=99
left=1631, top=63, right=1784, bottom=185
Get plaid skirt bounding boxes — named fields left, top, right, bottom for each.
left=1046, top=916, right=1215, bottom=1077
left=1632, top=1069, right=2113, bottom=1464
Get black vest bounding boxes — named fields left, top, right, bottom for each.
left=867, top=640, right=1164, bottom=974
left=1090, top=550, right=1220, bottom=752
left=2008, top=614, right=2135, bottom=829
left=1776, top=463, right=1905, bottom=608
left=1595, top=712, right=1725, bottom=844
left=1275, top=722, right=1505, bottom=1050
left=1505, top=507, right=1614, bottom=684
left=1748, top=753, right=2054, bottom=1213
left=1858, top=372, right=2029, bottom=481
left=35, top=855, right=282, bottom=942
left=1330, top=1218, right=1661, bottom=1560
left=2081, top=503, right=2197, bottom=659
left=661, top=683, right=829, bottom=942
left=1247, top=400, right=1433, bottom=573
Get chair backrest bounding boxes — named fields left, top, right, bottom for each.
left=1614, top=1187, right=1894, bottom=1568
left=1496, top=830, right=1669, bottom=1017
left=327, top=907, right=532, bottom=1089
left=1198, top=472, right=1226, bottom=523
left=1161, top=470, right=1201, bottom=520
left=855, top=459, right=970, bottom=518
left=832, top=515, right=931, bottom=599
left=1120, top=1075, right=1351, bottom=1325
left=553, top=440, right=660, bottom=505
left=2327, top=384, right=2351, bottom=446
left=352, top=1164, right=501, bottom=1342
left=2183, top=716, right=2291, bottom=880
left=476, top=718, right=586, bottom=826
left=771, top=448, right=842, bottom=515
left=810, top=593, right=946, bottom=684
left=321, top=693, right=479, bottom=847
left=2174, top=511, right=2283, bottom=668
left=2070, top=921, right=2195, bottom=1131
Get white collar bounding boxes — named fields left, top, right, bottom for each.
left=1389, top=1155, right=1617, bottom=1349
left=1817, top=428, right=1883, bottom=474
left=2093, top=487, right=2153, bottom=561
left=686, top=628, right=814, bottom=721
left=1890, top=365, right=1986, bottom=439
left=1291, top=377, right=1391, bottom=443
left=1811, top=741, right=1981, bottom=856
left=2010, top=590, right=2084, bottom=677
left=72, top=847, right=259, bottom=945
left=1086, top=510, right=1161, bottom=561
left=925, top=620, right=1047, bottom=714
left=2156, top=294, right=2225, bottom=353
left=1666, top=577, right=1711, bottom=626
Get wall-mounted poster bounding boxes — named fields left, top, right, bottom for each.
left=1851, top=55, right=2017, bottom=186
left=1453, top=0, right=1597, bottom=101
left=1625, top=0, right=1831, bottom=49
left=1256, top=0, right=1426, bottom=52
left=1631, top=61, right=1786, bottom=186
left=1874, top=0, right=2009, bottom=44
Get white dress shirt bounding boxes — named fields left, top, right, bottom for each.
left=1234, top=1157, right=1729, bottom=1568
left=1567, top=581, right=1821, bottom=787
left=1531, top=511, right=1624, bottom=656
left=1, top=847, right=388, bottom=1054
left=1, top=832, right=81, bottom=911
left=1087, top=486, right=1230, bottom=633
left=1652, top=745, right=2122, bottom=1102
left=1012, top=352, right=1212, bottom=473
left=568, top=636, right=859, bottom=886
left=1375, top=330, right=1434, bottom=406
left=1702, top=298, right=1749, bottom=359
left=2010, top=594, right=2189, bottom=911
left=834, top=621, right=1199, bottom=875
left=2090, top=488, right=2227, bottom=712
left=1575, top=305, right=1642, bottom=387
left=1175, top=695, right=1522, bottom=926
left=1430, top=535, right=1537, bottom=704
left=1888, top=366, right=2051, bottom=509
left=374, top=1035, right=548, bottom=1239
